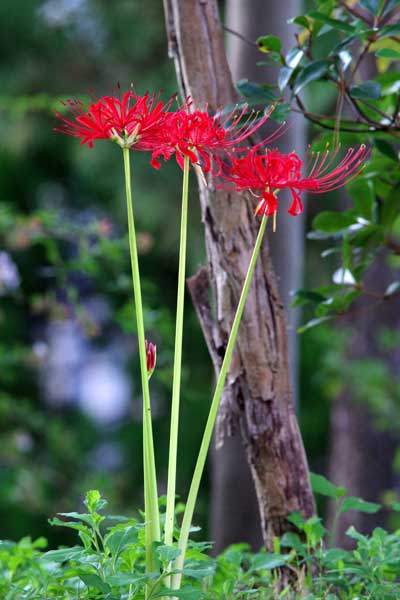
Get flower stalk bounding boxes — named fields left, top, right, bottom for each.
left=122, top=147, right=160, bottom=571
left=172, top=213, right=269, bottom=590
left=165, top=155, right=190, bottom=550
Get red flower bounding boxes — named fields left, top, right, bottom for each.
left=55, top=88, right=174, bottom=149
left=145, top=340, right=156, bottom=377
left=150, top=100, right=274, bottom=173
left=222, top=145, right=368, bottom=217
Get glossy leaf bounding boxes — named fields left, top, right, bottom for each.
left=236, top=79, right=276, bottom=102
left=278, top=66, right=294, bottom=91
left=308, top=11, right=357, bottom=33
left=350, top=81, right=381, bottom=100
left=384, top=281, right=400, bottom=297
left=257, top=35, right=282, bottom=54
left=359, top=0, right=379, bottom=14
left=297, top=316, right=333, bottom=333
left=376, top=48, right=400, bottom=59
left=285, top=47, right=304, bottom=68
left=374, top=139, right=398, bottom=161
left=379, top=23, right=400, bottom=38
left=293, top=60, right=331, bottom=94
left=313, top=211, right=356, bottom=233
left=288, top=16, right=310, bottom=28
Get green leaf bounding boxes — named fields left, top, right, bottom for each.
left=339, top=497, right=381, bottom=515
left=257, top=35, right=282, bottom=54
left=270, top=102, right=291, bottom=123
left=278, top=67, right=294, bottom=92
left=350, top=81, right=381, bottom=100
left=376, top=48, right=400, bottom=59
left=310, top=473, right=346, bottom=499
left=347, top=179, right=375, bottom=219
left=359, top=0, right=379, bottom=14
left=381, top=190, right=400, bottom=227
left=313, top=211, right=356, bottom=233
left=250, top=553, right=290, bottom=571
left=56, top=512, right=94, bottom=527
left=182, top=560, right=215, bottom=580
left=384, top=281, right=400, bottom=297
left=291, top=289, right=327, bottom=308
left=153, top=587, right=203, bottom=599
left=288, top=16, right=310, bottom=28
left=280, top=532, right=304, bottom=554
left=105, top=525, right=138, bottom=558
left=297, top=316, right=333, bottom=333
left=236, top=79, right=276, bottom=102
left=293, top=60, right=331, bottom=94
left=287, top=511, right=305, bottom=529
left=346, top=526, right=367, bottom=542
left=79, top=573, right=111, bottom=593
left=323, top=548, right=350, bottom=563
left=379, top=23, right=400, bottom=38
left=308, top=11, right=357, bottom=33
left=285, top=47, right=304, bottom=69
left=107, top=573, right=151, bottom=587
left=374, top=139, right=398, bottom=161
left=157, top=544, right=181, bottom=563
left=303, top=516, right=326, bottom=545
left=84, top=490, right=107, bottom=513
left=41, top=546, right=86, bottom=562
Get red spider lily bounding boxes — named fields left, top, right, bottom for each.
left=150, top=100, right=274, bottom=173
left=55, top=88, right=175, bottom=149
left=145, top=340, right=156, bottom=377
left=221, top=145, right=369, bottom=217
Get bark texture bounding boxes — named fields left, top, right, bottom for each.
left=208, top=0, right=306, bottom=552
left=164, top=0, right=315, bottom=547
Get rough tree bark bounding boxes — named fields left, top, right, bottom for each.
left=163, top=0, right=315, bottom=546
left=209, top=0, right=306, bottom=552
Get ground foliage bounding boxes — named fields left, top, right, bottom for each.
left=1, top=483, right=400, bottom=599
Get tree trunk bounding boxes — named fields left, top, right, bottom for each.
left=163, top=0, right=315, bottom=547
left=208, top=0, right=306, bottom=552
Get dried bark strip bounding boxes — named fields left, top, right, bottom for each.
left=163, top=0, right=315, bottom=544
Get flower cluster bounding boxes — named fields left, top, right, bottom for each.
left=55, top=89, right=174, bottom=150
left=222, top=145, right=369, bottom=218
left=56, top=86, right=368, bottom=219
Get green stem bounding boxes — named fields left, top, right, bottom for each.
left=172, top=213, right=269, bottom=590
left=165, top=155, right=190, bottom=549
left=122, top=147, right=160, bottom=572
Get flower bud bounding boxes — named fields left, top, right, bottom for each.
left=145, top=340, right=156, bottom=379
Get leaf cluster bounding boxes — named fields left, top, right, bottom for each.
left=2, top=487, right=400, bottom=599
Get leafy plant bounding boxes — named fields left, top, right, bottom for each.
left=1, top=487, right=400, bottom=599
